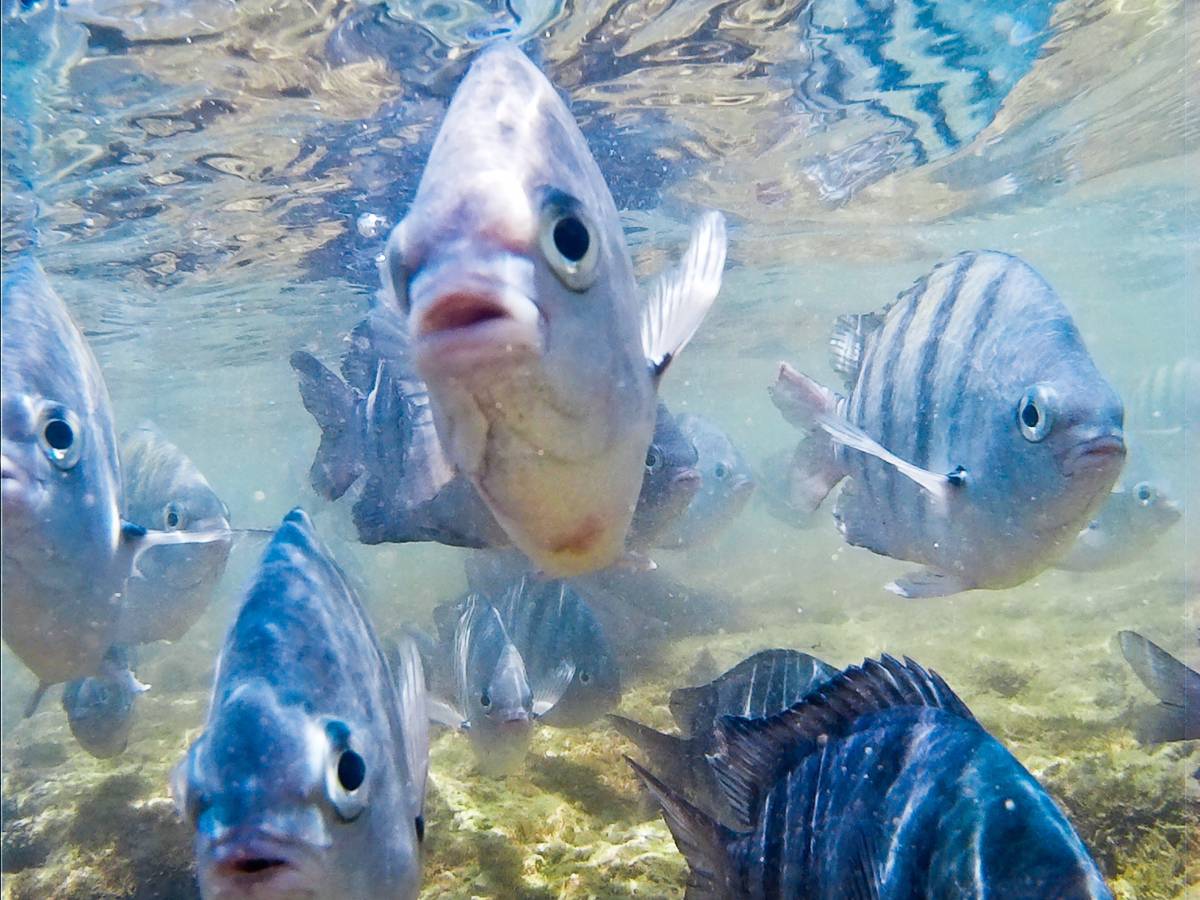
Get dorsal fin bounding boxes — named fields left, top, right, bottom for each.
left=708, top=654, right=973, bottom=826
left=828, top=312, right=884, bottom=388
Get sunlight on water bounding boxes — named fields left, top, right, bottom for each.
left=1, top=0, right=1196, bottom=896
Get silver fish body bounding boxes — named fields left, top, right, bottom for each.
left=433, top=594, right=535, bottom=776
left=114, top=423, right=233, bottom=645
left=1, top=258, right=129, bottom=684
left=656, top=413, right=755, bottom=549
left=381, top=44, right=725, bottom=576
left=772, top=250, right=1125, bottom=597
left=172, top=509, right=427, bottom=900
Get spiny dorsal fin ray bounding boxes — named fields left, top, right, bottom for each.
left=708, top=654, right=973, bottom=827
left=829, top=312, right=884, bottom=389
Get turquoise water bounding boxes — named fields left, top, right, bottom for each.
left=1, top=0, right=1196, bottom=897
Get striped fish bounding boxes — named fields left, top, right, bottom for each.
left=771, top=250, right=1125, bottom=597
left=610, top=649, right=836, bottom=827
left=1127, top=358, right=1200, bottom=437
left=494, top=576, right=621, bottom=728
left=634, top=656, right=1111, bottom=899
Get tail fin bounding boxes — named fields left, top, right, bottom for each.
left=1119, top=630, right=1200, bottom=742
left=626, top=756, right=736, bottom=899
left=290, top=350, right=362, bottom=500
left=609, top=714, right=695, bottom=778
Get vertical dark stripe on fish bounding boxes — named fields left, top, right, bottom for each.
left=908, top=255, right=972, bottom=531
left=859, top=289, right=922, bottom=511
left=943, top=262, right=1012, bottom=461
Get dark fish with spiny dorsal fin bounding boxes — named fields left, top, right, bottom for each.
left=610, top=649, right=836, bottom=826
left=634, top=655, right=1111, bottom=898
left=771, top=250, right=1125, bottom=598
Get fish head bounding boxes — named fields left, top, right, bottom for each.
left=630, top=403, right=702, bottom=542
left=1, top=260, right=123, bottom=585
left=175, top=677, right=415, bottom=899
left=62, top=672, right=138, bottom=758
left=382, top=43, right=652, bottom=575
left=686, top=413, right=755, bottom=513
left=466, top=641, right=534, bottom=775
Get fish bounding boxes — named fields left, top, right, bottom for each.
left=635, top=655, right=1112, bottom=899
left=1118, top=630, right=1200, bottom=743
left=770, top=250, right=1126, bottom=598
left=1054, top=464, right=1182, bottom=572
left=610, top=649, right=836, bottom=826
left=755, top=446, right=823, bottom=530
left=172, top=509, right=428, bottom=899
left=655, top=413, right=754, bottom=549
left=61, top=644, right=148, bottom=759
left=1126, top=358, right=1200, bottom=437
left=377, top=43, right=726, bottom=576
left=294, top=336, right=699, bottom=556
left=112, top=422, right=234, bottom=645
left=1, top=258, right=222, bottom=688
left=493, top=575, right=621, bottom=728
left=428, top=594, right=572, bottom=775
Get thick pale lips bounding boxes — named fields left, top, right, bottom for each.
left=416, top=292, right=510, bottom=337
left=1061, top=434, right=1125, bottom=476
left=412, top=290, right=541, bottom=376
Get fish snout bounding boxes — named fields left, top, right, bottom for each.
left=200, top=827, right=326, bottom=897
left=1058, top=429, right=1126, bottom=478
left=671, top=467, right=702, bottom=492
left=730, top=474, right=756, bottom=500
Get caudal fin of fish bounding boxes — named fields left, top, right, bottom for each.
left=1119, top=630, right=1200, bottom=742
left=709, top=654, right=972, bottom=826
left=625, top=756, right=736, bottom=900
left=609, top=715, right=699, bottom=786
left=642, top=211, right=727, bottom=379
left=289, top=350, right=362, bottom=501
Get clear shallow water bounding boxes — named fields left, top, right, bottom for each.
left=1, top=0, right=1197, bottom=897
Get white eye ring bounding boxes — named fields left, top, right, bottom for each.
left=1017, top=385, right=1056, bottom=442
left=539, top=200, right=599, bottom=292
left=1133, top=482, right=1155, bottom=506
left=37, top=405, right=83, bottom=470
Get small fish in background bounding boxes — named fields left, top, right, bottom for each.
left=293, top=334, right=701, bottom=560
left=635, top=655, right=1112, bottom=899
left=172, top=509, right=428, bottom=900
left=1, top=258, right=223, bottom=691
left=377, top=43, right=726, bottom=576
left=1126, top=357, right=1200, bottom=437
left=771, top=250, right=1126, bottom=598
left=112, top=422, right=234, bottom=646
left=493, top=575, right=621, bottom=728
left=755, top=445, right=824, bottom=530
left=1054, top=463, right=1182, bottom=572
left=627, top=402, right=701, bottom=552
left=428, top=594, right=572, bottom=776
left=655, top=413, right=755, bottom=549
left=611, top=649, right=836, bottom=826
left=1118, top=630, right=1200, bottom=744
left=61, top=644, right=149, bottom=759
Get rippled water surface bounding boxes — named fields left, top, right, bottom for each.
left=1, top=0, right=1197, bottom=897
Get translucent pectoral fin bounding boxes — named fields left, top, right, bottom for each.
left=532, top=659, right=576, bottom=718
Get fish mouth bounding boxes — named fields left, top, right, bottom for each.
left=201, top=834, right=322, bottom=896
left=730, top=475, right=755, bottom=499
left=671, top=468, right=702, bottom=491
left=1059, top=433, right=1126, bottom=477
left=497, top=709, right=531, bottom=729
left=410, top=265, right=543, bottom=379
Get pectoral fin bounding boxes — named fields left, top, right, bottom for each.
left=426, top=697, right=468, bottom=731
left=642, top=211, right=727, bottom=379
left=532, top=659, right=576, bottom=718
left=121, top=520, right=233, bottom=580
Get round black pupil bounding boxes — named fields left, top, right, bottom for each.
left=337, top=750, right=366, bottom=792
left=646, top=450, right=659, bottom=469
left=553, top=216, right=589, bottom=263
left=579, top=672, right=590, bottom=684
left=1138, top=487, right=1151, bottom=501
left=166, top=510, right=180, bottom=527
left=480, top=691, right=490, bottom=708
left=45, top=419, right=74, bottom=450
left=715, top=464, right=728, bottom=479
left=1021, top=402, right=1040, bottom=429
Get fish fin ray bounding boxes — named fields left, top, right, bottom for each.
left=829, top=312, right=883, bottom=389
left=642, top=211, right=727, bottom=379
left=847, top=828, right=884, bottom=900
left=426, top=696, right=467, bottom=731
left=608, top=715, right=695, bottom=776
left=23, top=682, right=50, bottom=718
left=289, top=350, right=362, bottom=500
left=1119, top=630, right=1196, bottom=708
left=786, top=435, right=845, bottom=514
left=625, top=756, right=735, bottom=899
left=532, top=658, right=576, bottom=717
left=392, top=634, right=430, bottom=817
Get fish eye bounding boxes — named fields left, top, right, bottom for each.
left=163, top=501, right=187, bottom=531
left=337, top=750, right=366, bottom=792
left=415, top=815, right=425, bottom=843
left=539, top=194, right=600, bottom=291
left=37, top=406, right=83, bottom=470
left=714, top=462, right=729, bottom=480
left=1134, top=482, right=1155, bottom=505
left=324, top=720, right=368, bottom=821
left=579, top=671, right=590, bottom=684
left=645, top=448, right=663, bottom=473
left=480, top=690, right=491, bottom=709
left=1017, top=385, right=1055, bottom=442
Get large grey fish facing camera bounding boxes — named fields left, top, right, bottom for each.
left=771, top=250, right=1125, bottom=597
left=172, top=509, right=428, bottom=900
left=113, top=423, right=233, bottom=645
left=1, top=259, right=216, bottom=687
left=378, top=43, right=726, bottom=576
